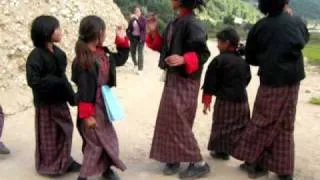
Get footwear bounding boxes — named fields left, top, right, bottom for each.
left=77, top=177, right=87, bottom=180
left=239, top=162, right=252, bottom=172
left=0, top=142, right=10, bottom=154
left=179, top=162, right=210, bottom=179
left=136, top=70, right=142, bottom=75
left=102, top=168, right=120, bottom=180
left=278, top=175, right=293, bottom=180
left=247, top=164, right=268, bottom=179
left=163, top=163, right=181, bottom=176
left=67, top=161, right=81, bottom=172
left=210, top=151, right=230, bottom=160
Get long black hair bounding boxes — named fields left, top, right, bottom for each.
left=31, top=15, right=60, bottom=48
left=258, top=0, right=287, bottom=15
left=180, top=0, right=207, bottom=10
left=216, top=28, right=240, bottom=49
left=75, top=15, right=106, bottom=69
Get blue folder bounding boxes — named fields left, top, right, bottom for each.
left=101, top=85, right=125, bottom=122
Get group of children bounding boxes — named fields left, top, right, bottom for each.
left=0, top=0, right=309, bottom=180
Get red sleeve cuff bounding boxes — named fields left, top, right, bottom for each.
left=202, top=94, right=212, bottom=106
left=146, top=31, right=163, bottom=52
left=115, top=36, right=130, bottom=48
left=79, top=102, right=95, bottom=119
left=184, top=52, right=199, bottom=74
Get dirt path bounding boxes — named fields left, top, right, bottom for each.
left=0, top=42, right=319, bottom=180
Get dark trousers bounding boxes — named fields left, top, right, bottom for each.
left=130, top=36, right=144, bottom=71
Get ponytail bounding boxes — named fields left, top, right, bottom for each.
left=75, top=38, right=95, bottom=70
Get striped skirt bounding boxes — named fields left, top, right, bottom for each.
left=150, top=73, right=203, bottom=163
left=233, top=83, right=300, bottom=175
left=35, top=103, right=74, bottom=175
left=77, top=86, right=126, bottom=177
left=208, top=98, right=250, bottom=155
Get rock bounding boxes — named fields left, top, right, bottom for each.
left=0, top=0, right=127, bottom=109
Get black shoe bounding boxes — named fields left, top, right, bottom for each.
left=67, top=161, right=81, bottom=172
left=102, top=168, right=120, bottom=180
left=77, top=177, right=87, bottom=180
left=210, top=151, right=230, bottom=160
left=179, top=163, right=210, bottom=179
left=278, top=175, right=293, bottom=180
left=163, top=163, right=181, bottom=176
left=247, top=164, right=268, bottom=179
left=239, top=162, right=252, bottom=172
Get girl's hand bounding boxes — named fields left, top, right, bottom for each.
left=285, top=6, right=293, bottom=16
left=165, top=55, right=185, bottom=67
left=203, top=104, right=211, bottom=115
left=130, top=14, right=138, bottom=20
left=85, top=116, right=97, bottom=129
left=116, top=25, right=126, bottom=37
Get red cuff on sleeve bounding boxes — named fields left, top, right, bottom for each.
left=79, top=102, right=95, bottom=119
left=202, top=94, right=212, bottom=106
left=146, top=31, right=163, bottom=52
left=184, top=52, right=199, bottom=74
left=115, top=36, right=130, bottom=48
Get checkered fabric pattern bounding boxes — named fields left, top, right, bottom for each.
left=233, top=83, right=300, bottom=175
left=150, top=73, right=203, bottom=163
left=208, top=98, right=250, bottom=154
left=35, top=103, right=74, bottom=175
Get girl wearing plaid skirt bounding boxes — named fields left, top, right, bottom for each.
left=72, top=16, right=129, bottom=180
left=146, top=0, right=211, bottom=179
left=233, top=0, right=309, bottom=179
left=202, top=28, right=251, bottom=161
left=26, top=15, right=80, bottom=176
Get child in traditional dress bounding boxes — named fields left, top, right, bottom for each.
left=202, top=28, right=251, bottom=160
left=0, top=105, right=10, bottom=154
left=26, top=15, right=80, bottom=176
left=146, top=0, right=211, bottom=179
left=233, top=0, right=309, bottom=179
left=72, top=15, right=129, bottom=180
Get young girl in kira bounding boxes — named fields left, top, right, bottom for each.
left=26, top=15, right=80, bottom=176
left=233, top=0, right=309, bottom=179
left=72, top=15, right=129, bottom=180
left=202, top=28, right=251, bottom=160
left=146, top=0, right=211, bottom=179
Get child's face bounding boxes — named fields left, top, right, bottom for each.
left=51, top=27, right=62, bottom=43
left=134, top=7, right=142, bottom=17
left=171, top=0, right=181, bottom=10
left=217, top=40, right=229, bottom=52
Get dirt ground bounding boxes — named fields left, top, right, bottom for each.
left=0, top=42, right=319, bottom=180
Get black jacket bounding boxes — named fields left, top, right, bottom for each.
left=246, top=13, right=309, bottom=86
left=71, top=47, right=129, bottom=104
left=26, top=46, right=75, bottom=107
left=159, top=13, right=210, bottom=80
left=202, top=52, right=251, bottom=102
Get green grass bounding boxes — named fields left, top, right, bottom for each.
left=310, top=96, right=320, bottom=105
left=304, top=43, right=320, bottom=64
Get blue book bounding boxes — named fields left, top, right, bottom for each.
left=101, top=85, right=125, bottom=122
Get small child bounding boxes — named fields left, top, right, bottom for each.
left=72, top=15, right=129, bottom=180
left=202, top=28, right=251, bottom=160
left=0, top=105, right=10, bottom=154
left=26, top=15, right=80, bottom=175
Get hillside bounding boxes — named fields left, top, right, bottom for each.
left=245, top=0, right=320, bottom=20
left=114, top=0, right=261, bottom=30
left=290, top=0, right=320, bottom=20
